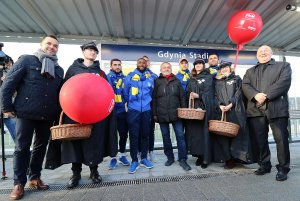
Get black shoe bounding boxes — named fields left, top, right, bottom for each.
left=195, top=157, right=203, bottom=166
left=254, top=167, right=271, bottom=175
left=90, top=171, right=102, bottom=184
left=179, top=160, right=191, bottom=171
left=276, top=171, right=288, bottom=181
left=224, top=159, right=236, bottom=169
left=165, top=159, right=175, bottom=166
left=201, top=163, right=208, bottom=169
left=67, top=174, right=81, bottom=189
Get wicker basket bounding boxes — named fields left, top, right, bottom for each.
left=177, top=97, right=206, bottom=120
left=209, top=111, right=240, bottom=137
left=50, top=112, right=92, bottom=140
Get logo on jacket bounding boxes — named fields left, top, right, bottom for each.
left=226, top=80, right=235, bottom=85
left=197, top=79, right=205, bottom=84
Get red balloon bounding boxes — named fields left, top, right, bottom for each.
left=227, top=10, right=263, bottom=45
left=60, top=73, right=115, bottom=124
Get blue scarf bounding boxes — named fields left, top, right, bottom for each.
left=176, top=69, right=190, bottom=90
left=131, top=70, right=151, bottom=100
left=209, top=65, right=219, bottom=78
left=108, top=70, right=125, bottom=106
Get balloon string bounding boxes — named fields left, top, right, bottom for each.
left=234, top=44, right=243, bottom=71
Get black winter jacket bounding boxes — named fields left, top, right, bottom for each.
left=0, top=55, right=64, bottom=121
left=242, top=59, right=292, bottom=118
left=152, top=74, right=186, bottom=123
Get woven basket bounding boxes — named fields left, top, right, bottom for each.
left=51, top=112, right=92, bottom=140
left=177, top=97, right=206, bottom=120
left=209, top=111, right=240, bottom=137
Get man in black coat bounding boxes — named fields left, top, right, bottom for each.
left=45, top=42, right=118, bottom=189
left=242, top=45, right=292, bottom=181
left=0, top=35, right=64, bottom=200
left=152, top=62, right=191, bottom=171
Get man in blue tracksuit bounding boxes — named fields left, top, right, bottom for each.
left=141, top=56, right=158, bottom=162
left=107, top=58, right=130, bottom=169
left=124, top=58, right=155, bottom=173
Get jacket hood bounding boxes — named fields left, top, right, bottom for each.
left=70, top=58, right=100, bottom=69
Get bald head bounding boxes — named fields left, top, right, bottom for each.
left=257, top=45, right=273, bottom=64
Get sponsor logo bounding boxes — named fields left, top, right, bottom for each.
left=108, top=99, right=115, bottom=113
left=245, top=13, right=255, bottom=18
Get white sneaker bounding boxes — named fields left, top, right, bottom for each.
left=149, top=151, right=157, bottom=163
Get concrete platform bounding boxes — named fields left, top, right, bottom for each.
left=0, top=143, right=299, bottom=201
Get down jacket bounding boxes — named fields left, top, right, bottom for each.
left=152, top=74, right=186, bottom=123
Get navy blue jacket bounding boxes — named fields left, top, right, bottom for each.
left=107, top=70, right=126, bottom=114
left=0, top=55, right=64, bottom=121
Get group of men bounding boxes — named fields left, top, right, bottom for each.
left=0, top=34, right=292, bottom=200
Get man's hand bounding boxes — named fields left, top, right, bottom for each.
left=254, top=93, right=267, bottom=104
left=3, top=112, right=16, bottom=118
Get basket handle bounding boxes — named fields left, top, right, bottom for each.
left=58, top=111, right=64, bottom=126
left=221, top=111, right=227, bottom=122
left=189, top=96, right=195, bottom=109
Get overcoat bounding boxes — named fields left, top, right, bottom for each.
left=213, top=73, right=253, bottom=163
left=45, top=58, right=118, bottom=169
left=185, top=69, right=214, bottom=164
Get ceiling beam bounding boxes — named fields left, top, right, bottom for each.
left=181, top=1, right=210, bottom=45
left=105, top=0, right=125, bottom=37
left=16, top=0, right=55, bottom=35
left=283, top=38, right=300, bottom=51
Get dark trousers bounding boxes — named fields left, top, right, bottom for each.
left=13, top=118, right=52, bottom=186
left=71, top=163, right=98, bottom=175
left=138, top=118, right=155, bottom=153
left=127, top=110, right=151, bottom=162
left=117, top=112, right=128, bottom=153
left=159, top=120, right=187, bottom=161
left=149, top=119, right=155, bottom=152
left=248, top=116, right=290, bottom=172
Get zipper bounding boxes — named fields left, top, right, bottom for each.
left=141, top=80, right=143, bottom=112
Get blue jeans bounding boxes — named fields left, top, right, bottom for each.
left=159, top=120, right=187, bottom=161
left=13, top=118, right=52, bottom=186
left=4, top=117, right=16, bottom=142
left=127, top=110, right=151, bottom=162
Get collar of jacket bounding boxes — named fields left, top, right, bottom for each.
left=109, top=70, right=123, bottom=78
left=254, top=58, right=275, bottom=68
left=72, top=58, right=100, bottom=69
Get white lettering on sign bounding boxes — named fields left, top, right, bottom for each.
left=157, top=51, right=209, bottom=61
left=157, top=51, right=186, bottom=60
left=189, top=52, right=209, bottom=60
